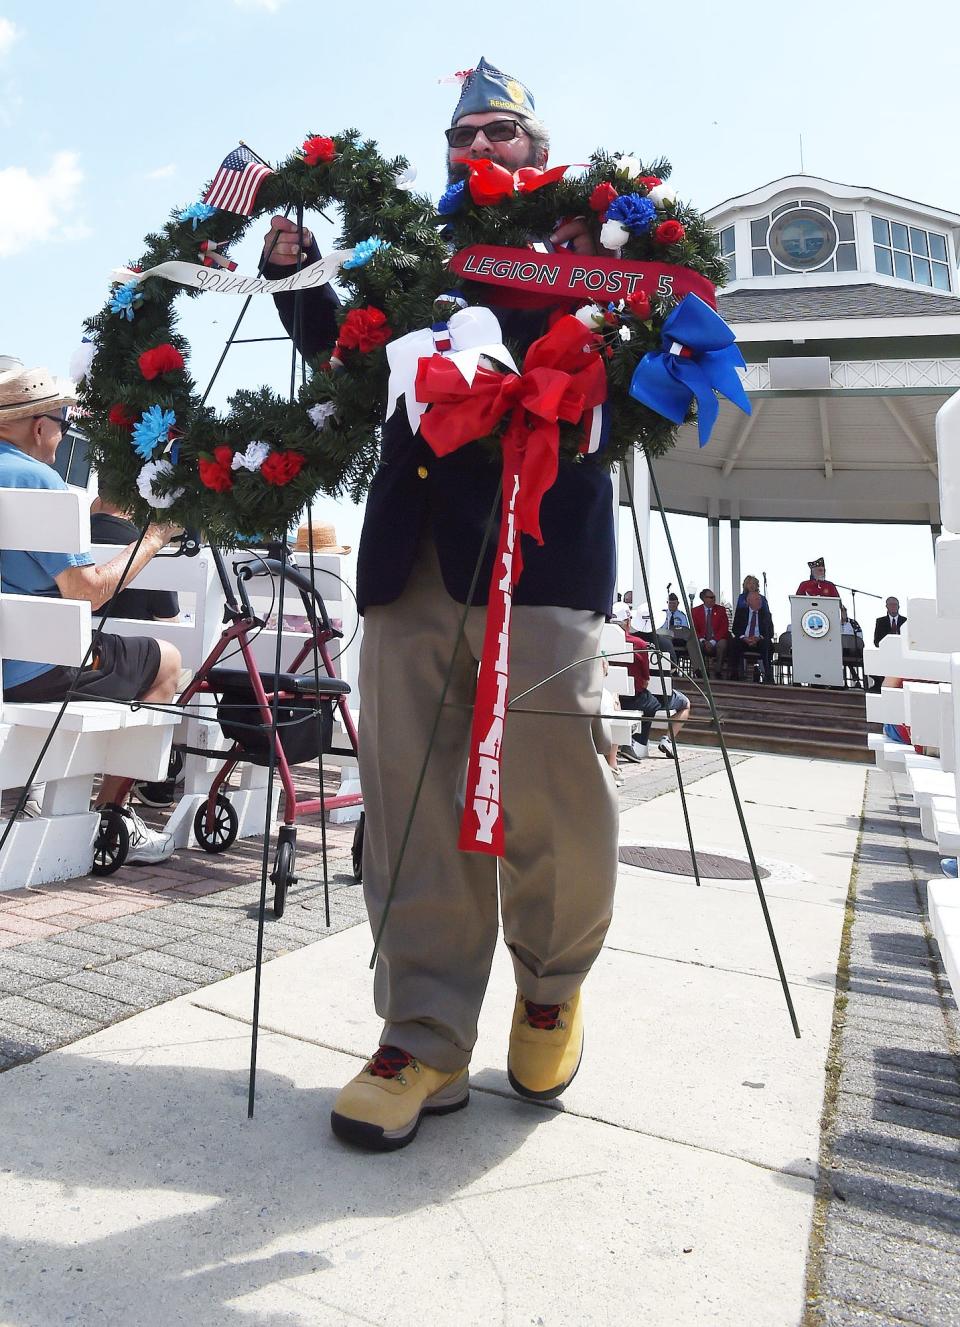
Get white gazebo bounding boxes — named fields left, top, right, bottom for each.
left=625, top=174, right=960, bottom=594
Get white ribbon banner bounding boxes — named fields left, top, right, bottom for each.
left=112, top=250, right=353, bottom=297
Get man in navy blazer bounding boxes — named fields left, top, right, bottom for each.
left=870, top=596, right=906, bottom=691
left=265, top=58, right=618, bottom=1152
left=729, top=590, right=775, bottom=683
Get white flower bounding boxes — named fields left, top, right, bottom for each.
left=618, top=326, right=632, bottom=342
left=136, top=459, right=184, bottom=510
left=308, top=401, right=337, bottom=430
left=648, top=183, right=676, bottom=207
left=69, top=339, right=96, bottom=383
left=613, top=155, right=643, bottom=178
left=600, top=219, right=630, bottom=250
left=574, top=303, right=605, bottom=329
left=395, top=166, right=417, bottom=192
left=231, top=440, right=272, bottom=471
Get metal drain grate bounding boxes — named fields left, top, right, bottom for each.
left=618, top=845, right=770, bottom=880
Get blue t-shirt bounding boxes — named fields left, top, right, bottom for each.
left=0, top=440, right=94, bottom=691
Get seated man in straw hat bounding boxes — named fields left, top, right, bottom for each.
left=264, top=59, right=618, bottom=1152
left=0, top=366, right=183, bottom=864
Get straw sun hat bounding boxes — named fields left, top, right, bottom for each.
left=294, top=521, right=351, bottom=555
left=0, top=366, right=77, bottom=424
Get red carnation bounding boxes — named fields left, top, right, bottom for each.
left=138, top=343, right=185, bottom=381
left=108, top=403, right=135, bottom=430
left=260, top=450, right=306, bottom=486
left=336, top=306, right=392, bottom=354
left=198, top=445, right=234, bottom=493
left=589, top=182, right=619, bottom=213
left=637, top=175, right=662, bottom=189
left=302, top=135, right=336, bottom=166
left=654, top=219, right=686, bottom=246
left=626, top=290, right=652, bottom=320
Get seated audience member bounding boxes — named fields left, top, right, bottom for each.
left=90, top=494, right=181, bottom=623
left=599, top=657, right=624, bottom=786
left=0, top=366, right=182, bottom=863
left=660, top=593, right=689, bottom=631
left=870, top=596, right=906, bottom=692
left=735, top=574, right=770, bottom=613
left=796, top=556, right=839, bottom=598
left=691, top=588, right=729, bottom=677
left=612, top=607, right=691, bottom=759
left=630, top=601, right=676, bottom=667
left=729, top=589, right=775, bottom=683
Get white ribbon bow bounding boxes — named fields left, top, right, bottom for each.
left=385, top=306, right=519, bottom=436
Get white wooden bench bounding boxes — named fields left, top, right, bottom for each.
left=0, top=489, right=178, bottom=886
left=600, top=623, right=676, bottom=750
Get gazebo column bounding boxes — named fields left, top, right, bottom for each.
left=630, top=448, right=651, bottom=607
left=730, top=502, right=741, bottom=600
left=707, top=501, right=721, bottom=596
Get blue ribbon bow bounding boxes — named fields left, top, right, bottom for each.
left=628, top=294, right=751, bottom=446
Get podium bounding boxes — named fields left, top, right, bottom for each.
left=791, top=596, right=844, bottom=687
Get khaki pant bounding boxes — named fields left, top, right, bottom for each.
left=358, top=538, right=619, bottom=1072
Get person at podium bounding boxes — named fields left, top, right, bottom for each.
left=795, top=556, right=839, bottom=598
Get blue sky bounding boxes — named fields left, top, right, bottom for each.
left=1, top=0, right=957, bottom=626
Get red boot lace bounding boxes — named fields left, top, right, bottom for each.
left=367, top=1045, right=416, bottom=1078
left=523, top=1000, right=563, bottom=1030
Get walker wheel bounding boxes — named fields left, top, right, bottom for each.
left=91, top=804, right=130, bottom=877
left=193, top=794, right=239, bottom=854
left=271, top=838, right=297, bottom=917
left=351, top=812, right=364, bottom=883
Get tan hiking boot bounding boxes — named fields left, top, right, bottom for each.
left=507, top=991, right=583, bottom=1101
left=330, top=1045, right=469, bottom=1151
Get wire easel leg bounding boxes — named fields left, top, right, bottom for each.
left=623, top=464, right=701, bottom=889
left=368, top=482, right=502, bottom=970
left=645, top=452, right=801, bottom=1039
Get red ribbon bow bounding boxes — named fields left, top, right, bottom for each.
left=461, top=158, right=575, bottom=206
left=413, top=315, right=607, bottom=857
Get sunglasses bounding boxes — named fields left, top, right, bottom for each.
left=445, top=118, right=526, bottom=149
left=39, top=413, right=71, bottom=440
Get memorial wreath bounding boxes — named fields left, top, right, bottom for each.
left=78, top=130, right=745, bottom=545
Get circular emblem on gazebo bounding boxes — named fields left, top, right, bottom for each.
left=801, top=608, right=831, bottom=638
left=768, top=207, right=838, bottom=270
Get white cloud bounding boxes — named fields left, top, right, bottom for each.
left=145, top=163, right=176, bottom=180
left=0, top=152, right=84, bottom=258
left=0, top=18, right=17, bottom=59
left=232, top=0, right=286, bottom=10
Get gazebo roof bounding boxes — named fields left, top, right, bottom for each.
left=719, top=283, right=960, bottom=324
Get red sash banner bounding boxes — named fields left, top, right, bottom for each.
left=448, top=246, right=717, bottom=311
left=415, top=314, right=608, bottom=855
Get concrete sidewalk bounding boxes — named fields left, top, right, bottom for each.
left=0, top=754, right=866, bottom=1326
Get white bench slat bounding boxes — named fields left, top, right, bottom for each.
left=0, top=488, right=90, bottom=553
left=0, top=593, right=90, bottom=667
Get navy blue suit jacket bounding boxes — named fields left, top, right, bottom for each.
left=272, top=253, right=616, bottom=617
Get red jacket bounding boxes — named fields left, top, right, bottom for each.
left=623, top=631, right=650, bottom=690
left=795, top=578, right=839, bottom=597
left=692, top=603, right=730, bottom=641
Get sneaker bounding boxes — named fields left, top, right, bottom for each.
left=121, top=805, right=176, bottom=865
left=630, top=738, right=650, bottom=760
left=941, top=858, right=958, bottom=879
left=618, top=744, right=642, bottom=763
left=330, top=1046, right=469, bottom=1151
left=658, top=736, right=677, bottom=759
left=612, top=768, right=625, bottom=787
left=508, top=991, right=584, bottom=1101
left=133, top=777, right=177, bottom=808
left=17, top=793, right=43, bottom=820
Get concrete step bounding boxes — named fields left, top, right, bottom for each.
left=679, top=725, right=873, bottom=763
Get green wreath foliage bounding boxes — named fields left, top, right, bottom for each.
left=79, top=130, right=726, bottom=544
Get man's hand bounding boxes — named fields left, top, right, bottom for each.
left=261, top=216, right=314, bottom=268
left=150, top=522, right=184, bottom=547
left=550, top=216, right=612, bottom=257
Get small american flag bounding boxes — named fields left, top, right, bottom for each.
left=203, top=146, right=273, bottom=216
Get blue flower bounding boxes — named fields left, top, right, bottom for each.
left=438, top=181, right=465, bottom=215
left=342, top=237, right=392, bottom=270
left=131, top=405, right=176, bottom=461
left=109, top=281, right=143, bottom=321
left=607, top=193, right=657, bottom=235
left=179, top=201, right=218, bottom=230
